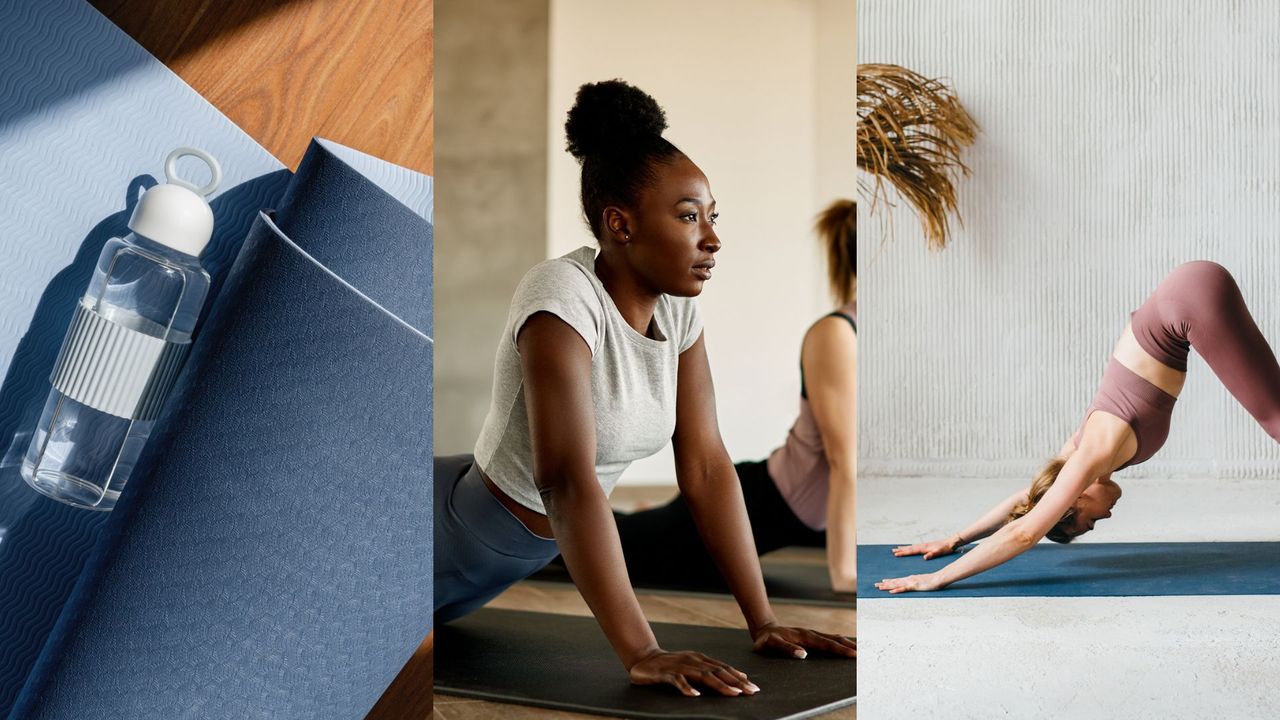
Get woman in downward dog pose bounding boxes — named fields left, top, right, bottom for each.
left=435, top=80, right=855, bottom=697
left=876, top=261, right=1280, bottom=594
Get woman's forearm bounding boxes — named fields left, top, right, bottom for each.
left=953, top=490, right=1028, bottom=545
left=681, top=462, right=777, bottom=634
left=544, top=480, right=660, bottom=669
left=933, top=520, right=1040, bottom=587
left=825, top=460, right=856, bottom=590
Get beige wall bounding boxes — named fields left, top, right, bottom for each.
left=817, top=0, right=857, bottom=210
left=434, top=0, right=550, bottom=454
left=548, top=0, right=854, bottom=483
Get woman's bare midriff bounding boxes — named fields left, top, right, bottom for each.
left=1113, top=322, right=1186, bottom=397
left=480, top=468, right=556, bottom=538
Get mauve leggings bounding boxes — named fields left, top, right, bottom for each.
left=1131, top=260, right=1280, bottom=442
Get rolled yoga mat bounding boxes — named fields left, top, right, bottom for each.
left=8, top=139, right=434, bottom=719
left=859, top=542, right=1280, bottom=598
left=528, top=552, right=854, bottom=607
left=0, top=0, right=291, bottom=713
left=435, top=609, right=856, bottom=720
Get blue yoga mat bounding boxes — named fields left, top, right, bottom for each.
left=9, top=140, right=433, bottom=718
left=859, top=542, right=1280, bottom=597
left=0, top=1, right=289, bottom=712
left=0, top=2, right=435, bottom=714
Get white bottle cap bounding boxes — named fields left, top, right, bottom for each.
left=127, top=147, right=222, bottom=257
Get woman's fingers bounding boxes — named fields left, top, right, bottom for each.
left=762, top=634, right=809, bottom=659
left=664, top=672, right=700, bottom=697
left=686, top=667, right=744, bottom=696
left=699, top=660, right=757, bottom=695
left=874, top=576, right=915, bottom=592
left=792, top=630, right=857, bottom=658
left=715, top=666, right=760, bottom=692
left=696, top=653, right=753, bottom=684
left=636, top=651, right=758, bottom=697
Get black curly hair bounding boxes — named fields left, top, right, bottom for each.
left=565, top=79, right=686, bottom=240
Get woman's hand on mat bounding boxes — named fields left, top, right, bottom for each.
left=873, top=572, right=946, bottom=594
left=629, top=649, right=760, bottom=697
left=750, top=624, right=858, bottom=660
left=891, top=537, right=960, bottom=560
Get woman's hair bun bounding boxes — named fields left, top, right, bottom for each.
left=565, top=79, right=668, bottom=161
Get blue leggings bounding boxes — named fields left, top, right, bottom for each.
left=433, top=454, right=559, bottom=624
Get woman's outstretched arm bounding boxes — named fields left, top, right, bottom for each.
left=801, top=316, right=857, bottom=592
left=893, top=441, right=1075, bottom=560
left=520, top=313, right=757, bottom=697
left=891, top=488, right=1029, bottom=560
left=673, top=333, right=856, bottom=658
left=875, top=445, right=1109, bottom=593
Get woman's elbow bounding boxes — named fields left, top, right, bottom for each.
left=1006, top=523, right=1041, bottom=548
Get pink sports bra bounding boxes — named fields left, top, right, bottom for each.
left=1073, top=358, right=1178, bottom=470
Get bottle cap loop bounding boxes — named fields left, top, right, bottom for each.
left=164, top=146, right=222, bottom=197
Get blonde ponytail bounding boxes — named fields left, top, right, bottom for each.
left=1008, top=457, right=1077, bottom=543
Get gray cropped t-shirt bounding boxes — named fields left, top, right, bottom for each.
left=474, top=246, right=703, bottom=513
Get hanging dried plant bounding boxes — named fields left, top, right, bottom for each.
left=857, top=63, right=978, bottom=250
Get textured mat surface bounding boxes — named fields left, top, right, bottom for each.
left=860, top=542, right=1280, bottom=597
left=436, top=609, right=856, bottom=720
left=0, top=1, right=289, bottom=712
left=529, top=558, right=854, bottom=607
left=12, top=139, right=434, bottom=718
left=0, top=2, right=435, bottom=714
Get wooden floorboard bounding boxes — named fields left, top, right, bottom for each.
left=91, top=0, right=433, bottom=173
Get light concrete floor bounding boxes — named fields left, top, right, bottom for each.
left=859, top=474, right=1280, bottom=720
left=435, top=485, right=856, bottom=720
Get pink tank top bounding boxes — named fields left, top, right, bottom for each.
left=766, top=305, right=856, bottom=531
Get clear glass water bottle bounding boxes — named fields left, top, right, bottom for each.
left=20, top=147, right=222, bottom=511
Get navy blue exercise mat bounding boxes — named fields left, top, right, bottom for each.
left=859, top=542, right=1280, bottom=598
left=8, top=143, right=434, bottom=718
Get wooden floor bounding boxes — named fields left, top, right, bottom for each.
left=432, top=486, right=857, bottom=720
left=91, top=0, right=433, bottom=173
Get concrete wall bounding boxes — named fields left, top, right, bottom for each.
left=549, top=0, right=852, bottom=483
left=434, top=0, right=550, bottom=454
left=859, top=0, right=1280, bottom=479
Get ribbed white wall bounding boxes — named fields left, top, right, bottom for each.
left=859, top=0, right=1280, bottom=479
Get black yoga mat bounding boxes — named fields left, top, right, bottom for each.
left=435, top=609, right=856, bottom=720
left=528, top=555, right=853, bottom=607
left=859, top=542, right=1280, bottom=597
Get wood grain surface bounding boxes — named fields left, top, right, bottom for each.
left=368, top=631, right=434, bottom=719
left=90, top=0, right=433, bottom=174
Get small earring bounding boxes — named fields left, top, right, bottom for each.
left=624, top=233, right=631, bottom=240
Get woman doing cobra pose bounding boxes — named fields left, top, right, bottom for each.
left=613, top=200, right=857, bottom=593
left=876, top=261, right=1280, bottom=593
left=435, top=80, right=855, bottom=694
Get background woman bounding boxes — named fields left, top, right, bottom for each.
left=434, top=79, right=855, bottom=696
left=877, top=260, right=1280, bottom=593
left=613, top=200, right=857, bottom=593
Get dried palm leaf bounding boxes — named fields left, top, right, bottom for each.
left=858, top=63, right=978, bottom=250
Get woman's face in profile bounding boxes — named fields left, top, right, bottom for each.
left=624, top=155, right=722, bottom=298
left=1061, top=477, right=1123, bottom=539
